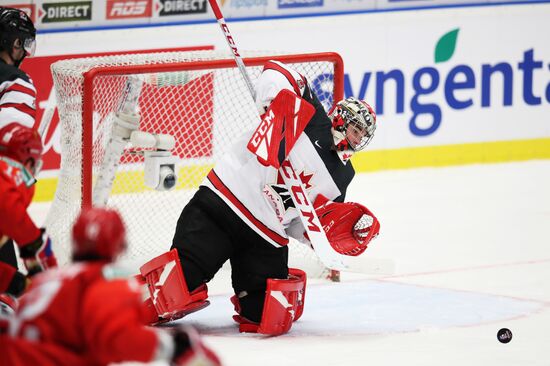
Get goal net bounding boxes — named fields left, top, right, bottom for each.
left=44, top=50, right=344, bottom=278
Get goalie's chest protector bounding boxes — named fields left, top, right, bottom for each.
left=203, top=62, right=355, bottom=248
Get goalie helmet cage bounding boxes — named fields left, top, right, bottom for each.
left=45, top=50, right=344, bottom=278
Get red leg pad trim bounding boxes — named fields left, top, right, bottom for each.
left=232, top=268, right=307, bottom=335
left=288, top=268, right=306, bottom=321
left=140, top=249, right=209, bottom=324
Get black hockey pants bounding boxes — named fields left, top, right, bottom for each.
left=171, top=186, right=288, bottom=322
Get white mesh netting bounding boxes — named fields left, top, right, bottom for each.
left=44, top=50, right=340, bottom=278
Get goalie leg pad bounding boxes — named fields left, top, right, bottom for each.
left=140, top=249, right=209, bottom=324
left=232, top=268, right=306, bottom=335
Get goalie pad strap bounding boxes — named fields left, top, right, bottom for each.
left=140, top=249, right=208, bottom=323
left=232, top=268, right=307, bottom=335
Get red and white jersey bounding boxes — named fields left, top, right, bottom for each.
left=2, top=263, right=172, bottom=366
left=0, top=156, right=40, bottom=246
left=203, top=61, right=355, bottom=247
left=0, top=60, right=37, bottom=129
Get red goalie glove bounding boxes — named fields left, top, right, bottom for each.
left=313, top=194, right=380, bottom=256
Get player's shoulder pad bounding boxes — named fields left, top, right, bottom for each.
left=263, top=60, right=307, bottom=96
left=0, top=62, right=31, bottom=85
left=0, top=156, right=36, bottom=187
left=82, top=272, right=143, bottom=319
left=0, top=62, right=31, bottom=82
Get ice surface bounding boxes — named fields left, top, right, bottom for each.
left=28, top=161, right=550, bottom=366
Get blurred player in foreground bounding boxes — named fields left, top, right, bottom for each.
left=0, top=207, right=221, bottom=366
left=0, top=123, right=57, bottom=309
left=0, top=7, right=56, bottom=309
left=139, top=60, right=380, bottom=335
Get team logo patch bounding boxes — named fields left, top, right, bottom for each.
left=263, top=169, right=315, bottom=222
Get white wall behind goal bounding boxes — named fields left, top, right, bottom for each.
left=37, top=2, right=550, bottom=153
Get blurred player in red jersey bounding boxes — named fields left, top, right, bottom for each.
left=0, top=207, right=221, bottom=366
left=0, top=123, right=57, bottom=307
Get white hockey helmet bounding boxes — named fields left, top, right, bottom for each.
left=329, top=97, right=376, bottom=162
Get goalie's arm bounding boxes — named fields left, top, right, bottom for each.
left=247, top=61, right=316, bottom=168
left=254, top=61, right=308, bottom=115
left=247, top=89, right=315, bottom=169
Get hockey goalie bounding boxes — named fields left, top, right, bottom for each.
left=139, top=60, right=380, bottom=335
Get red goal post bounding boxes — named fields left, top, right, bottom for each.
left=45, top=50, right=344, bottom=277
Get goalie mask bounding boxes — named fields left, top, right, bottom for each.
left=329, top=97, right=376, bottom=163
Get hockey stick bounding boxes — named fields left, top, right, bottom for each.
left=207, top=0, right=348, bottom=271
left=208, top=1, right=255, bottom=100
left=37, top=93, right=56, bottom=137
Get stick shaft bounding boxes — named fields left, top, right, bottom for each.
left=208, top=0, right=255, bottom=99
left=207, top=0, right=347, bottom=271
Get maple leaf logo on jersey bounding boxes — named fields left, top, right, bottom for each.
left=264, top=169, right=315, bottom=222
left=276, top=169, right=314, bottom=190
left=298, top=170, right=314, bottom=190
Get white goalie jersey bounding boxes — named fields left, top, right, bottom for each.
left=202, top=61, right=355, bottom=248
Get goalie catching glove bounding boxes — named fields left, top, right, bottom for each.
left=19, top=228, right=57, bottom=276
left=313, top=194, right=380, bottom=256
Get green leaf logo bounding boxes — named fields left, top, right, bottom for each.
left=435, top=28, right=459, bottom=63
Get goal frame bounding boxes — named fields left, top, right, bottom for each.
left=80, top=52, right=344, bottom=208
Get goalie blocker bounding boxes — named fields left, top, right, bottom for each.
left=139, top=250, right=306, bottom=335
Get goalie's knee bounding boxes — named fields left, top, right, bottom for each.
left=232, top=268, right=306, bottom=335
left=139, top=249, right=209, bottom=324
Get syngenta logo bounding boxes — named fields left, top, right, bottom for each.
left=313, top=29, right=549, bottom=136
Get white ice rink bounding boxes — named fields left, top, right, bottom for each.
left=29, top=160, right=550, bottom=366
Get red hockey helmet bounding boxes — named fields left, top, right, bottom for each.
left=0, top=122, right=43, bottom=174
left=72, top=207, right=127, bottom=262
